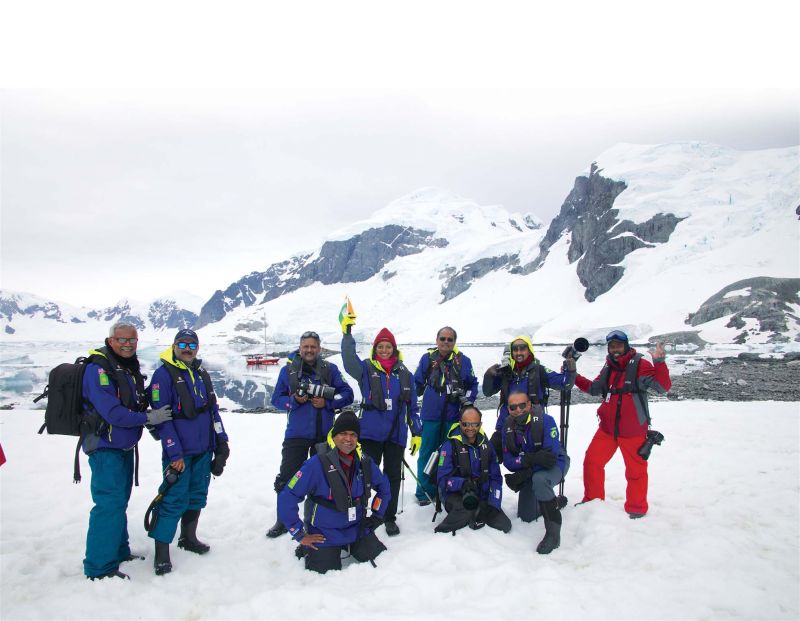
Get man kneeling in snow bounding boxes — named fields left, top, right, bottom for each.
left=434, top=406, right=511, bottom=534
left=277, top=411, right=391, bottom=573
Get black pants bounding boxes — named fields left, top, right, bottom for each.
left=304, top=531, right=386, bottom=574
left=274, top=437, right=319, bottom=493
left=359, top=439, right=404, bottom=522
left=435, top=493, right=512, bottom=534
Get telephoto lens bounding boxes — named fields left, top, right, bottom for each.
left=462, top=489, right=480, bottom=511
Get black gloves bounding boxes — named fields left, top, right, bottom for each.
left=521, top=450, right=557, bottom=469
left=211, top=440, right=230, bottom=476
left=362, top=515, right=384, bottom=532
left=504, top=468, right=533, bottom=492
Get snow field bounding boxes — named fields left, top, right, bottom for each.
left=1, top=400, right=798, bottom=620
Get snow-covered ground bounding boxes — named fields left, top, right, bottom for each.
left=1, top=401, right=798, bottom=620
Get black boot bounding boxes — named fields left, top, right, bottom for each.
left=266, top=512, right=288, bottom=538
left=536, top=499, right=562, bottom=555
left=154, top=541, right=172, bottom=575
left=178, top=509, right=210, bottom=554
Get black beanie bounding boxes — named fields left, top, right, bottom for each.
left=331, top=410, right=360, bottom=437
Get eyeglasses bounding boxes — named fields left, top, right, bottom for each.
left=176, top=342, right=198, bottom=350
left=438, top=336, right=455, bottom=343
left=511, top=344, right=529, bottom=352
left=301, top=331, right=320, bottom=340
left=460, top=421, right=480, bottom=428
left=115, top=337, right=138, bottom=344
left=508, top=402, right=529, bottom=412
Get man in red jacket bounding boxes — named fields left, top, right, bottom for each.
left=575, top=330, right=670, bottom=518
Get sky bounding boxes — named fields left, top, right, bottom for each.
left=0, top=2, right=798, bottom=309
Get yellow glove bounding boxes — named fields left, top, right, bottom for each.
left=340, top=313, right=356, bottom=334
left=409, top=435, right=421, bottom=456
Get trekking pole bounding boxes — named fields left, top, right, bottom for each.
left=401, top=458, right=435, bottom=506
left=399, top=462, right=405, bottom=515
left=557, top=388, right=571, bottom=507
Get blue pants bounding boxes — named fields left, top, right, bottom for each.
left=416, top=420, right=446, bottom=502
left=84, top=449, right=134, bottom=577
left=148, top=452, right=212, bottom=544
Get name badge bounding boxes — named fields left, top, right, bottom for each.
left=605, top=394, right=611, bottom=403
left=385, top=400, right=392, bottom=411
left=348, top=507, right=357, bottom=522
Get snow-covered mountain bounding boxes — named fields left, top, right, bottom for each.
left=3, top=142, right=798, bottom=347
left=0, top=290, right=200, bottom=340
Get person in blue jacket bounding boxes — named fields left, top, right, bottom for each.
left=147, top=329, right=230, bottom=575
left=483, top=335, right=575, bottom=456
left=413, top=327, right=478, bottom=505
left=434, top=406, right=511, bottom=534
left=502, top=391, right=569, bottom=555
left=340, top=318, right=421, bottom=537
left=82, top=322, right=173, bottom=581
left=267, top=331, right=354, bottom=538
left=278, top=410, right=391, bottom=574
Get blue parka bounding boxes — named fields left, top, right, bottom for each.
left=271, top=352, right=354, bottom=441
left=413, top=348, right=478, bottom=423
left=501, top=412, right=567, bottom=475
left=147, top=348, right=229, bottom=462
left=483, top=336, right=574, bottom=433
left=81, top=349, right=147, bottom=453
left=277, top=437, right=390, bottom=547
left=340, top=333, right=422, bottom=446
left=437, top=424, right=503, bottom=510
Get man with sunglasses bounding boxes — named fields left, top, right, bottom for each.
left=413, top=327, right=478, bottom=506
left=147, top=329, right=229, bottom=575
left=267, top=330, right=354, bottom=538
left=574, top=330, right=670, bottom=519
left=82, top=322, right=172, bottom=580
left=483, top=335, right=575, bottom=457
left=501, top=391, right=567, bottom=554
left=434, top=406, right=511, bottom=534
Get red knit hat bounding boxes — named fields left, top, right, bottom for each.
left=372, top=327, right=397, bottom=350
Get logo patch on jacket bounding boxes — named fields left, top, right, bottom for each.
left=288, top=471, right=302, bottom=489
left=165, top=437, right=175, bottom=447
left=550, top=428, right=557, bottom=438
left=98, top=369, right=109, bottom=386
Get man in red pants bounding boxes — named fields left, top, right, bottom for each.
left=574, top=331, right=670, bottom=518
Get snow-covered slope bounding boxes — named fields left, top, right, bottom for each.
left=1, top=401, right=797, bottom=620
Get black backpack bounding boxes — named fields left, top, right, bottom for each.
left=34, top=356, right=107, bottom=482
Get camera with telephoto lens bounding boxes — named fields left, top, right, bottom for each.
left=497, top=345, right=512, bottom=370
left=462, top=486, right=480, bottom=511
left=562, top=337, right=589, bottom=360
left=638, top=430, right=665, bottom=461
left=297, top=379, right=336, bottom=400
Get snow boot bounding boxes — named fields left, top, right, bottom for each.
left=384, top=520, right=400, bottom=537
left=87, top=569, right=130, bottom=581
left=121, top=553, right=145, bottom=563
left=154, top=541, right=172, bottom=576
left=266, top=514, right=288, bottom=538
left=628, top=512, right=646, bottom=519
left=536, top=499, right=562, bottom=555
left=177, top=509, right=210, bottom=554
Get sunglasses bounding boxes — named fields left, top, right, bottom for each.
left=176, top=342, right=198, bottom=350
left=438, top=336, right=455, bottom=343
left=511, top=344, right=529, bottom=352
left=115, top=337, right=138, bottom=344
left=508, top=402, right=529, bottom=412
left=301, top=331, right=320, bottom=340
left=460, top=421, right=480, bottom=428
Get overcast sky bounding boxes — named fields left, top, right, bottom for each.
left=1, top=4, right=798, bottom=309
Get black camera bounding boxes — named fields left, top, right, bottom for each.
left=562, top=337, right=589, bottom=360
left=447, top=384, right=472, bottom=407
left=157, top=465, right=182, bottom=495
left=638, top=430, right=665, bottom=461
left=462, top=488, right=480, bottom=511
left=297, top=380, right=335, bottom=400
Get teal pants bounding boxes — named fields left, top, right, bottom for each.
left=415, top=421, right=445, bottom=502
left=148, top=452, right=212, bottom=544
left=83, top=449, right=134, bottom=577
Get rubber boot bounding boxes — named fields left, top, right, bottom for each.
left=154, top=541, right=172, bottom=575
left=536, top=499, right=562, bottom=555
left=178, top=509, right=210, bottom=555
left=266, top=509, right=288, bottom=538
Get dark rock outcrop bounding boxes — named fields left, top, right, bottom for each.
left=685, top=276, right=800, bottom=343
left=441, top=254, right=520, bottom=302
left=196, top=225, right=448, bottom=327
left=519, top=165, right=684, bottom=301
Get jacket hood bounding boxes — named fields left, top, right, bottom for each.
left=508, top=335, right=535, bottom=371
left=324, top=430, right=365, bottom=461
left=159, top=347, right=200, bottom=372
